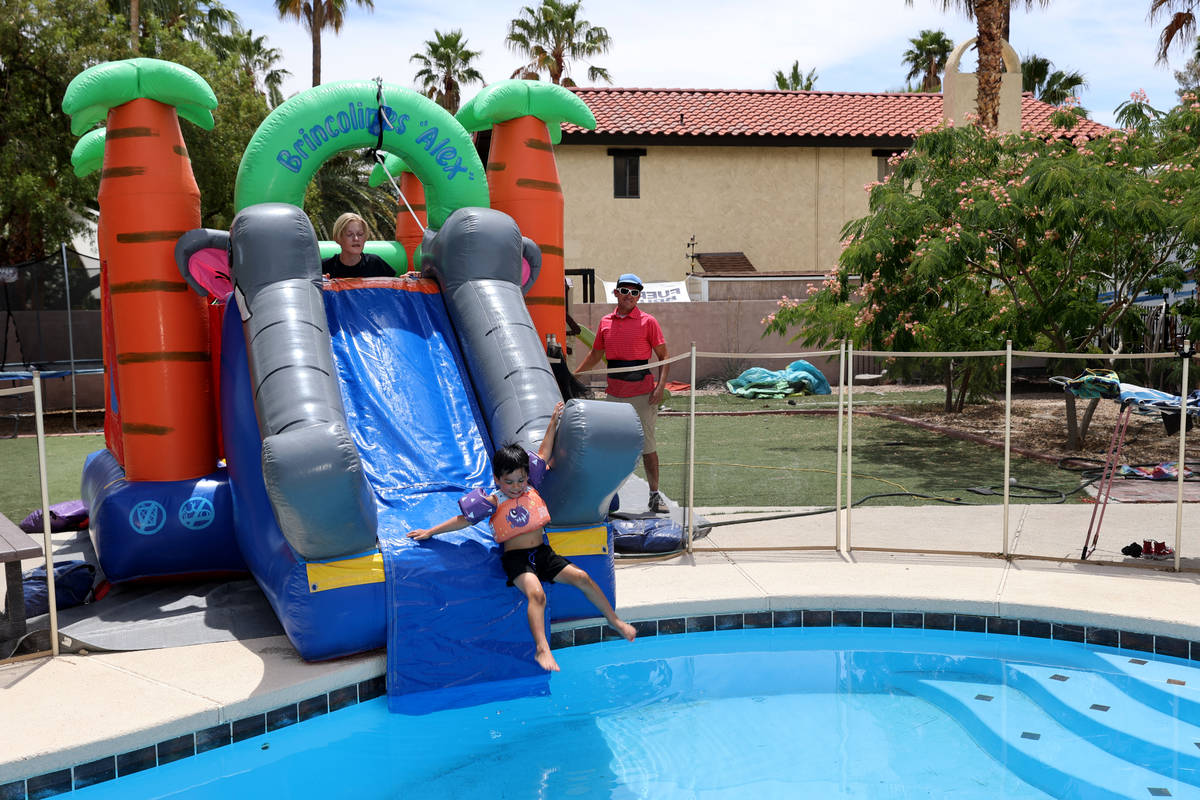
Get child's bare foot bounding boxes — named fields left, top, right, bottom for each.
left=535, top=648, right=561, bottom=672
left=613, top=619, right=637, bottom=642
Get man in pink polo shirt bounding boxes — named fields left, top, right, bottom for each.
left=574, top=273, right=670, bottom=514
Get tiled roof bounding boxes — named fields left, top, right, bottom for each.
left=694, top=252, right=756, bottom=273
left=563, top=88, right=1112, bottom=140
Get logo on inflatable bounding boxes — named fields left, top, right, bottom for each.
left=130, top=500, right=167, bottom=536
left=506, top=505, right=531, bottom=529
left=179, top=496, right=215, bottom=531
left=275, top=105, right=473, bottom=182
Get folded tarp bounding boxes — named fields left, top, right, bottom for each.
left=726, top=359, right=831, bottom=398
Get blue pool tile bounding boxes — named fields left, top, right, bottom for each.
left=687, top=615, right=715, bottom=633
left=72, top=757, right=115, bottom=790
left=987, top=616, right=1018, bottom=636
left=0, top=781, right=23, bottom=800
left=893, top=612, right=923, bottom=629
left=1148, top=788, right=1172, bottom=797
left=632, top=620, right=658, bottom=638
left=955, top=614, right=986, bottom=633
left=1021, top=732, right=1041, bottom=740
left=802, top=610, right=831, bottom=627
left=358, top=676, right=386, bottom=701
left=739, top=614, right=768, bottom=633
left=773, top=610, right=803, bottom=627
left=298, top=695, right=329, bottom=722
left=231, top=714, right=266, bottom=743
left=1052, top=623, right=1084, bottom=643
left=1020, top=619, right=1051, bottom=639
left=923, top=613, right=954, bottom=631
left=602, top=625, right=627, bottom=641
left=832, top=611, right=862, bottom=627
left=549, top=629, right=575, bottom=649
left=1122, top=631, right=1156, bottom=654
left=266, top=704, right=298, bottom=731
left=658, top=618, right=686, bottom=635
left=1085, top=627, right=1119, bottom=648
left=573, top=625, right=604, bottom=645
left=862, top=611, right=892, bottom=628
left=328, top=686, right=358, bottom=712
left=195, top=723, right=231, bottom=753
left=156, top=734, right=195, bottom=765
left=1156, top=636, right=1190, bottom=659
left=25, top=770, right=69, bottom=800
left=715, top=613, right=744, bottom=631
left=116, top=746, right=156, bottom=777
left=1191, top=642, right=1200, bottom=661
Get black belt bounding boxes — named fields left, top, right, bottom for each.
left=609, top=358, right=650, bottom=382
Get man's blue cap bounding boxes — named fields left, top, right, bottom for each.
left=616, top=273, right=644, bottom=288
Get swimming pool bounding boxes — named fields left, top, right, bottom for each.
left=71, top=626, right=1200, bottom=798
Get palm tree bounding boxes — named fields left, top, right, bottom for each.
left=907, top=0, right=1051, bottom=129
left=1020, top=53, right=1086, bottom=107
left=1149, top=1, right=1200, bottom=64
left=773, top=61, right=818, bottom=90
left=506, top=0, right=612, bottom=85
left=411, top=29, right=484, bottom=113
left=902, top=29, right=955, bottom=92
left=227, top=30, right=291, bottom=108
left=109, top=0, right=239, bottom=52
left=274, top=0, right=375, bottom=87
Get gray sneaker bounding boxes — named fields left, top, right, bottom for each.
left=648, top=491, right=668, bottom=514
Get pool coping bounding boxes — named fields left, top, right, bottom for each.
left=5, top=604, right=1200, bottom=799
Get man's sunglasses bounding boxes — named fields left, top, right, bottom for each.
left=616, top=287, right=641, bottom=296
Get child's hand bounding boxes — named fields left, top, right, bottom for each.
left=551, top=401, right=565, bottom=421
left=407, top=529, right=433, bottom=540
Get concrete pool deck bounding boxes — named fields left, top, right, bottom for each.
left=3, top=501, right=1199, bottom=792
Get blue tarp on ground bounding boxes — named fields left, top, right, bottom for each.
left=726, top=359, right=831, bottom=398
left=323, top=285, right=550, bottom=713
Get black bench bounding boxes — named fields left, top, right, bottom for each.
left=0, top=512, right=42, bottom=642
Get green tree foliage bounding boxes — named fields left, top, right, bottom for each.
left=0, top=0, right=130, bottom=266
left=107, top=0, right=238, bottom=52
left=763, top=103, right=1200, bottom=408
left=902, top=29, right=954, bottom=92
left=506, top=0, right=612, bottom=85
left=274, top=0, right=375, bottom=87
left=773, top=61, right=818, bottom=91
left=411, top=29, right=484, bottom=113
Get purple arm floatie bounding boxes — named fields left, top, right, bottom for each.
left=459, top=488, right=496, bottom=524
left=527, top=451, right=547, bottom=489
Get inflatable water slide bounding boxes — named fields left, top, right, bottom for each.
left=64, top=60, right=641, bottom=712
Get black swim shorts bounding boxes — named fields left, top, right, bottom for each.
left=501, top=543, right=571, bottom=586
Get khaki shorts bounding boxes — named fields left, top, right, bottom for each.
left=606, top=392, right=657, bottom=454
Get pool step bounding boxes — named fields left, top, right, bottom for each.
left=896, top=673, right=1200, bottom=799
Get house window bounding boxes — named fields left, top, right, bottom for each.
left=872, top=148, right=901, bottom=183
left=608, top=148, right=645, bottom=198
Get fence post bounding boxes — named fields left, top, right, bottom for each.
left=687, top=342, right=697, bottom=554
left=846, top=342, right=855, bottom=552
left=32, top=371, right=59, bottom=656
left=1174, top=341, right=1191, bottom=572
left=61, top=243, right=78, bottom=432
left=1003, top=340, right=1012, bottom=558
left=835, top=339, right=846, bottom=550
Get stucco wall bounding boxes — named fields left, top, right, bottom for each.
left=557, top=144, right=878, bottom=286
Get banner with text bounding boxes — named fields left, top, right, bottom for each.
left=601, top=280, right=691, bottom=303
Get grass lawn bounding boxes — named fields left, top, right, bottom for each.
left=648, top=410, right=1087, bottom=509
left=0, top=434, right=103, bottom=525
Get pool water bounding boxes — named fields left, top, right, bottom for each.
left=75, top=627, right=1200, bottom=798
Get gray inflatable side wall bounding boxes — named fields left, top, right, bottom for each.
left=425, top=207, right=642, bottom=525
left=230, top=203, right=378, bottom=559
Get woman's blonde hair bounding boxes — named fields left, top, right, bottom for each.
left=331, top=212, right=371, bottom=242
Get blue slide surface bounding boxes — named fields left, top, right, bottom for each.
left=325, top=282, right=550, bottom=712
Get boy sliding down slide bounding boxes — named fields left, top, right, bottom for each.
left=408, top=402, right=637, bottom=672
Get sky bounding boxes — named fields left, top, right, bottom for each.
left=232, top=0, right=1190, bottom=128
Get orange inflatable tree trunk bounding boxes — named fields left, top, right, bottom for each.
left=64, top=59, right=219, bottom=481
left=457, top=81, right=597, bottom=348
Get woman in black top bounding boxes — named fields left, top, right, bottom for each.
left=322, top=213, right=395, bottom=279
